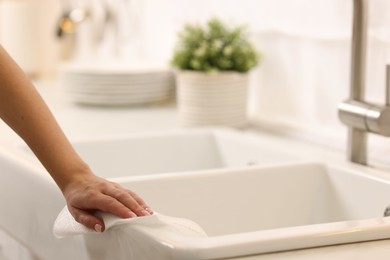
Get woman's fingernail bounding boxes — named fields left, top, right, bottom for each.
left=145, top=207, right=153, bottom=214
left=142, top=210, right=151, bottom=216
left=94, top=224, right=103, bottom=233
left=128, top=211, right=137, bottom=218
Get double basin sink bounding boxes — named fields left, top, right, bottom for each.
left=2, top=128, right=390, bottom=259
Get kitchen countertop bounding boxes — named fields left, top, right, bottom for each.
left=1, top=80, right=390, bottom=259
left=0, top=80, right=180, bottom=148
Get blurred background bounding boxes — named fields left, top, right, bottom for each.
left=1, top=0, right=390, bottom=162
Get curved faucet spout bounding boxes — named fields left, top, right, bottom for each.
left=339, top=0, right=390, bottom=165
left=350, top=0, right=367, bottom=102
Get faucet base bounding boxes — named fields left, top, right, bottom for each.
left=348, top=128, right=367, bottom=165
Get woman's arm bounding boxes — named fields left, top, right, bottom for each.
left=0, top=45, right=152, bottom=232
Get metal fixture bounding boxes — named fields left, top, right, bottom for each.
left=55, top=0, right=93, bottom=60
left=56, top=8, right=89, bottom=37
left=338, top=0, right=390, bottom=165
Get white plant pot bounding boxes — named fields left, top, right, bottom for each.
left=176, top=71, right=249, bottom=128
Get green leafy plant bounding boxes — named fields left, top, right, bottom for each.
left=171, top=18, right=260, bottom=73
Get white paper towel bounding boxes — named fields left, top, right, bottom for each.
left=54, top=206, right=207, bottom=238
left=54, top=206, right=207, bottom=259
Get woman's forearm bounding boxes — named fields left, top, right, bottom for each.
left=0, top=45, right=88, bottom=192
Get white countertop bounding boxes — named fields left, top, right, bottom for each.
left=0, top=80, right=181, bottom=148
left=1, top=80, right=390, bottom=259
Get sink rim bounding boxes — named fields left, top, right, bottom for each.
left=133, top=216, right=390, bottom=259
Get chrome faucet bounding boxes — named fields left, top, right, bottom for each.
left=338, top=0, right=390, bottom=165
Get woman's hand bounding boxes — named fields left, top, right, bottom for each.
left=62, top=171, right=153, bottom=232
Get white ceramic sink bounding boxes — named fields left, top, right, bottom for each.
left=3, top=129, right=390, bottom=259
left=83, top=162, right=390, bottom=259
left=17, top=129, right=300, bottom=178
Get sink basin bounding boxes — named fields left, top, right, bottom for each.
left=17, top=129, right=300, bottom=178
left=82, top=162, right=390, bottom=259
left=4, top=129, right=390, bottom=259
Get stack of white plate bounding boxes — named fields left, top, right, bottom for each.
left=59, top=61, right=175, bottom=106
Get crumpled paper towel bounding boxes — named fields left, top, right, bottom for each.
left=53, top=206, right=208, bottom=259
left=54, top=206, right=207, bottom=238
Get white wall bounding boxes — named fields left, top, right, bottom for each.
left=1, top=0, right=389, bottom=166
left=132, top=0, right=390, bottom=166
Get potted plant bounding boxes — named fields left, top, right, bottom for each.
left=171, top=18, right=260, bottom=127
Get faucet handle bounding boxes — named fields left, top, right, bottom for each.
left=365, top=104, right=390, bottom=136
left=339, top=64, right=390, bottom=137
left=364, top=65, right=390, bottom=136
left=339, top=100, right=390, bottom=137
